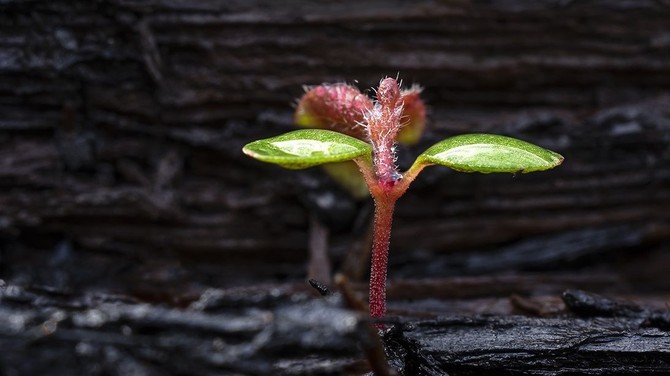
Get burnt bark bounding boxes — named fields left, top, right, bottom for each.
left=1, top=0, right=670, bottom=374
left=384, top=315, right=670, bottom=376
left=2, top=280, right=670, bottom=375
left=383, top=289, right=670, bottom=376
left=0, top=282, right=375, bottom=376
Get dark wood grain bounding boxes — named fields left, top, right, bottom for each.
left=1, top=0, right=668, bottom=291
left=1, top=1, right=670, bottom=374
left=383, top=289, right=670, bottom=375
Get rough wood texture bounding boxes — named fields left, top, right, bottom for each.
left=1, top=0, right=669, bottom=290
left=0, top=281, right=375, bottom=375
left=1, top=1, right=670, bottom=374
left=384, top=315, right=670, bottom=375
left=383, top=290, right=670, bottom=375
left=2, top=280, right=670, bottom=375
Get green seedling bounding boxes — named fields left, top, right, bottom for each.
left=243, top=77, right=563, bottom=320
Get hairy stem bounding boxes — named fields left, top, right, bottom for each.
left=355, top=157, right=429, bottom=320
left=369, top=194, right=396, bottom=319
left=353, top=78, right=429, bottom=320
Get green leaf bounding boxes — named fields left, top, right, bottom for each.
left=416, top=133, right=564, bottom=173
left=243, top=129, right=372, bottom=169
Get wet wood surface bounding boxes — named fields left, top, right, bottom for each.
left=1, top=0, right=669, bottom=374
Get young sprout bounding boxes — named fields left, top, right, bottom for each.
left=243, top=77, right=563, bottom=320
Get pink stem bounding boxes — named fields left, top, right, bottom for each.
left=355, top=157, right=429, bottom=320
left=369, top=194, right=396, bottom=319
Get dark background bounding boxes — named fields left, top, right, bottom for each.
left=2, top=0, right=668, bottom=294
left=1, top=1, right=669, bottom=374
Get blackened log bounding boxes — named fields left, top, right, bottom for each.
left=3, top=282, right=670, bottom=375
left=0, top=282, right=373, bottom=376
left=381, top=289, right=670, bottom=375
left=384, top=314, right=670, bottom=376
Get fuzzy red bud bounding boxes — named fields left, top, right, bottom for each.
left=295, top=84, right=373, bottom=140
left=377, top=78, right=401, bottom=108
left=397, top=87, right=427, bottom=145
